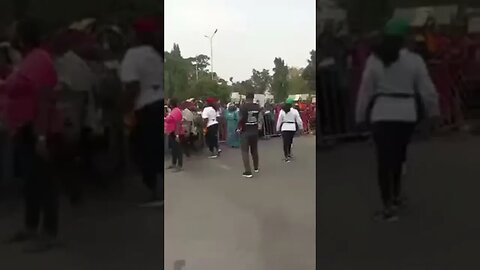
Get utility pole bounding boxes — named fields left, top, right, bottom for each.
left=204, top=29, right=218, bottom=80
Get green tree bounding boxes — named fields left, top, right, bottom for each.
left=231, top=79, right=255, bottom=95
left=302, top=50, right=316, bottom=93
left=250, top=69, right=272, bottom=94
left=288, top=67, right=310, bottom=95
left=272, top=57, right=289, bottom=103
left=164, top=44, right=194, bottom=99
left=189, top=78, right=231, bottom=103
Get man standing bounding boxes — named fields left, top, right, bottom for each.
left=202, top=97, right=221, bottom=158
left=237, top=93, right=261, bottom=178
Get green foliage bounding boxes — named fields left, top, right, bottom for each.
left=189, top=78, right=231, bottom=104
left=302, top=50, right=316, bottom=93
left=250, top=69, right=272, bottom=94
left=272, top=57, right=289, bottom=103
left=288, top=67, right=310, bottom=95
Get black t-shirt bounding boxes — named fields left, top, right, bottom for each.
left=239, top=102, right=261, bottom=136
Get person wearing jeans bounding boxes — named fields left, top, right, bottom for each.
left=165, top=98, right=183, bottom=172
left=276, top=98, right=303, bottom=162
left=356, top=18, right=440, bottom=222
left=237, top=93, right=261, bottom=178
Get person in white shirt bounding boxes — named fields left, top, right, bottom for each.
left=120, top=17, right=164, bottom=206
left=355, top=18, right=440, bottom=222
left=276, top=98, right=303, bottom=162
left=202, top=97, right=221, bottom=158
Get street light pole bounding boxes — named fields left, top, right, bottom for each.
left=204, top=29, right=218, bottom=80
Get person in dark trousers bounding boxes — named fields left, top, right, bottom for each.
left=3, top=18, right=61, bottom=252
left=165, top=98, right=183, bottom=172
left=120, top=17, right=164, bottom=207
left=356, top=19, right=440, bottom=222
left=237, top=93, right=262, bottom=178
left=202, top=97, right=221, bottom=158
left=276, top=98, right=304, bottom=162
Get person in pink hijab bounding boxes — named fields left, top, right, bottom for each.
left=2, top=18, right=61, bottom=252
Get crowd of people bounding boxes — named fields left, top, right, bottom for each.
left=164, top=94, right=312, bottom=177
left=0, top=16, right=163, bottom=252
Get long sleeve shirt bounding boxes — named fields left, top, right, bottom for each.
left=355, top=49, right=440, bottom=124
left=0, top=48, right=60, bottom=135
left=276, top=108, right=303, bottom=132
left=164, top=107, right=183, bottom=135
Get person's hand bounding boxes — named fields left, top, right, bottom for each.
left=175, top=135, right=180, bottom=143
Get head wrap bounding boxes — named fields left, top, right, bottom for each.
left=384, top=18, right=409, bottom=37
left=285, top=97, right=295, bottom=105
left=133, top=17, right=160, bottom=34
left=206, top=97, right=217, bottom=104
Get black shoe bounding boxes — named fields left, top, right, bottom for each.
left=392, top=197, right=407, bottom=211
left=254, top=168, right=259, bottom=173
left=284, top=158, right=291, bottom=163
left=242, top=172, right=253, bottom=178
left=373, top=209, right=399, bottom=222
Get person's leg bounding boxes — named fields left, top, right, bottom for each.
left=286, top=131, right=295, bottom=157
left=211, top=124, right=220, bottom=152
left=250, top=136, right=259, bottom=171
left=240, top=135, right=252, bottom=175
left=206, top=126, right=215, bottom=154
left=281, top=132, right=289, bottom=158
left=372, top=123, right=394, bottom=210
left=392, top=123, right=416, bottom=203
left=169, top=134, right=178, bottom=167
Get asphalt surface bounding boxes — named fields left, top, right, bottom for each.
left=317, top=132, right=480, bottom=270
left=0, top=173, right=163, bottom=270
left=165, top=135, right=316, bottom=270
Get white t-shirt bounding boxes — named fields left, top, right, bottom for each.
left=202, top=106, right=219, bottom=127
left=120, top=45, right=163, bottom=110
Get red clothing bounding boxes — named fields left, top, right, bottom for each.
left=164, top=107, right=183, bottom=135
left=0, top=48, right=60, bottom=135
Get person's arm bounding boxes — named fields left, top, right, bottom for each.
left=237, top=107, right=246, bottom=131
left=276, top=110, right=285, bottom=132
left=120, top=51, right=140, bottom=113
left=355, top=56, right=377, bottom=124
left=295, top=110, right=304, bottom=131
left=416, top=56, right=440, bottom=118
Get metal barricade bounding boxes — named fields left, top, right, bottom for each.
left=262, top=111, right=279, bottom=139
left=317, top=66, right=368, bottom=143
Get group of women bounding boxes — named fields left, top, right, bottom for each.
left=0, top=16, right=164, bottom=252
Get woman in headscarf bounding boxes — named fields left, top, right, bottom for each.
left=276, top=98, right=303, bottom=163
left=120, top=17, right=163, bottom=206
left=225, top=102, right=240, bottom=148
left=356, top=19, right=440, bottom=222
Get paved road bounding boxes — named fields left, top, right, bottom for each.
left=165, top=136, right=316, bottom=270
left=0, top=174, right=163, bottom=270
left=317, top=133, right=480, bottom=269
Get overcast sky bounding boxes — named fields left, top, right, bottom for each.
left=165, top=0, right=315, bottom=81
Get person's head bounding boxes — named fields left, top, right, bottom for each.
left=12, top=18, right=43, bottom=54
left=373, top=18, right=409, bottom=67
left=228, top=102, right=236, bottom=111
left=168, top=98, right=178, bottom=108
left=283, top=97, right=294, bottom=113
left=245, top=92, right=254, bottom=103
left=132, top=17, right=163, bottom=57
left=206, top=97, right=216, bottom=106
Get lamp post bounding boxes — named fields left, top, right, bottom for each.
left=204, top=29, right=218, bottom=80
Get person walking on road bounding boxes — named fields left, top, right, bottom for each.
left=237, top=93, right=261, bottom=178
left=355, top=18, right=440, bottom=222
left=225, top=103, right=240, bottom=148
left=120, top=17, right=164, bottom=206
left=165, top=98, right=184, bottom=172
left=276, top=98, right=303, bottom=163
left=202, top=97, right=221, bottom=158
